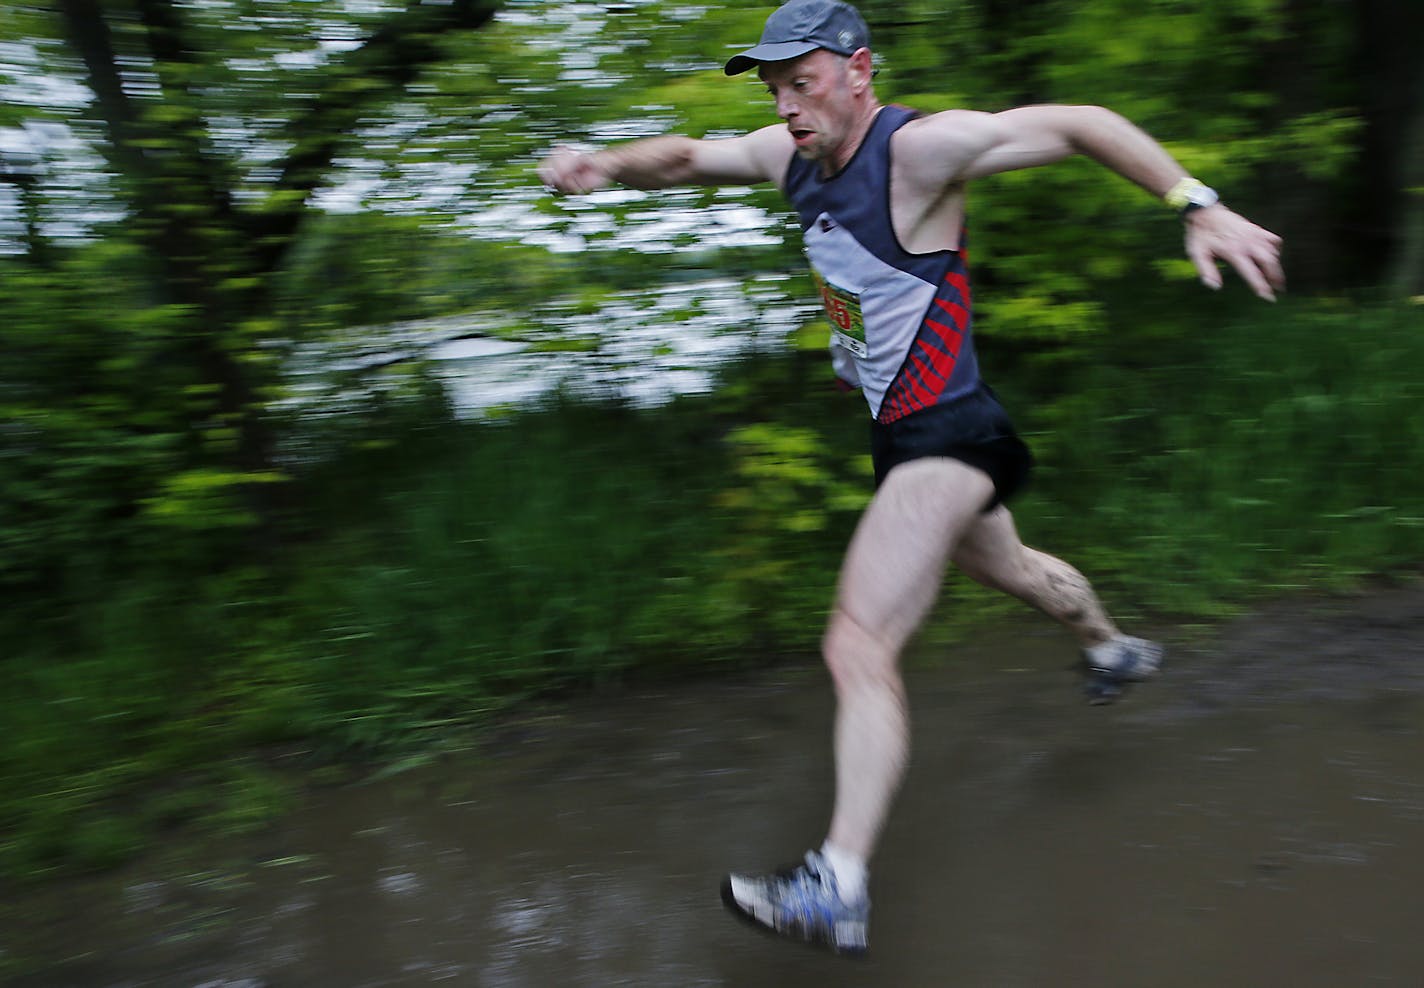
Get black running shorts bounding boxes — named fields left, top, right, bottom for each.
left=869, top=383, right=1033, bottom=510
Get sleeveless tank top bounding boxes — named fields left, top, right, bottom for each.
left=785, top=104, right=980, bottom=423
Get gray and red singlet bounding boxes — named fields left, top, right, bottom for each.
left=785, top=104, right=980, bottom=423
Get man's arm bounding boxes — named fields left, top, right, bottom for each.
left=907, top=105, right=1286, bottom=300
left=539, top=124, right=794, bottom=195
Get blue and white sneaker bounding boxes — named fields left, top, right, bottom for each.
left=1082, top=635, right=1163, bottom=705
left=720, top=851, right=869, bottom=955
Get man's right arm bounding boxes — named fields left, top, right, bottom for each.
left=539, top=124, right=793, bottom=195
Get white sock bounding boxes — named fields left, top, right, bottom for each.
left=819, top=841, right=869, bottom=904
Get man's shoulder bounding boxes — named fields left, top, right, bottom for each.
left=741, top=121, right=796, bottom=152
left=892, top=109, right=1002, bottom=186
left=896, top=109, right=1001, bottom=149
left=736, top=123, right=797, bottom=181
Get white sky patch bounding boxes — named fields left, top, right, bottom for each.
left=588, top=115, right=677, bottom=143
left=340, top=0, right=401, bottom=15
left=0, top=125, right=41, bottom=164
left=274, top=48, right=324, bottom=70
left=310, top=174, right=385, bottom=214
left=0, top=40, right=90, bottom=109
left=0, top=116, right=125, bottom=252
left=285, top=270, right=811, bottom=420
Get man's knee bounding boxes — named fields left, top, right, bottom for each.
left=822, top=607, right=898, bottom=693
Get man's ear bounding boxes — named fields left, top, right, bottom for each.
left=847, top=47, right=874, bottom=91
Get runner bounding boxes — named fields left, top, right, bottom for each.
left=539, top=0, right=1284, bottom=955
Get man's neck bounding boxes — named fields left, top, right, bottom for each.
left=823, top=99, right=883, bottom=177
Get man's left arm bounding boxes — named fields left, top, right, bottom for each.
left=925, top=104, right=1285, bottom=301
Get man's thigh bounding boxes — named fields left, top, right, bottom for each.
left=834, top=457, right=995, bottom=651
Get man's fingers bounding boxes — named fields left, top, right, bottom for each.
left=1257, top=245, right=1287, bottom=293
left=1188, top=244, right=1223, bottom=290
left=1216, top=245, right=1278, bottom=302
left=538, top=146, right=587, bottom=194
left=1233, top=257, right=1276, bottom=302
left=1235, top=240, right=1286, bottom=301
left=1186, top=210, right=1285, bottom=301
left=539, top=150, right=608, bottom=196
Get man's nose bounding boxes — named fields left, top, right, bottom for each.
left=776, top=94, right=798, bottom=119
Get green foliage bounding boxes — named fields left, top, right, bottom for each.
left=0, top=386, right=850, bottom=879
left=275, top=211, right=570, bottom=332
left=1012, top=299, right=1424, bottom=615
left=2, top=0, right=1421, bottom=890
left=0, top=248, right=258, bottom=599
left=712, top=419, right=869, bottom=638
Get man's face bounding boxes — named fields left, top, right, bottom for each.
left=759, top=49, right=857, bottom=164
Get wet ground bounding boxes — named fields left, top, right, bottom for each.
left=5, top=584, right=1424, bottom=987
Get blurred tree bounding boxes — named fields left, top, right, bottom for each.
left=48, top=0, right=500, bottom=477
left=1, top=0, right=1418, bottom=597
left=0, top=0, right=506, bottom=588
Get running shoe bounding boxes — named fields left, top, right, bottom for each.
left=720, top=850, right=869, bottom=954
left=1082, top=635, right=1163, bottom=705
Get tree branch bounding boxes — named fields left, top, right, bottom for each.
left=250, top=0, right=502, bottom=272
left=132, top=0, right=241, bottom=241
left=52, top=0, right=150, bottom=184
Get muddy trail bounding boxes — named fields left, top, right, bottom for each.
left=5, top=584, right=1423, bottom=987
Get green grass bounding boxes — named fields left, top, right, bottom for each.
left=3, top=299, right=1421, bottom=882
left=1002, top=298, right=1424, bottom=616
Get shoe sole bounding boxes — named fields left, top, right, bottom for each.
left=1083, top=667, right=1130, bottom=704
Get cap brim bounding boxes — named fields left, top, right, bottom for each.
left=723, top=40, right=821, bottom=75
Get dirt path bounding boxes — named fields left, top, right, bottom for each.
left=5, top=582, right=1423, bottom=987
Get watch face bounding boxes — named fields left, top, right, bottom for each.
left=1187, top=185, right=1220, bottom=209
left=1167, top=178, right=1220, bottom=213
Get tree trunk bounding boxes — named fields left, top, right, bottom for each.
left=1389, top=72, right=1424, bottom=298
left=54, top=0, right=270, bottom=482
left=1353, top=0, right=1424, bottom=296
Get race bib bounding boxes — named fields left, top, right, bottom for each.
left=810, top=267, right=867, bottom=358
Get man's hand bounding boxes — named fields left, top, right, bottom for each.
left=1185, top=205, right=1286, bottom=301
left=538, top=146, right=611, bottom=196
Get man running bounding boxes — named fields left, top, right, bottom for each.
left=539, top=0, right=1284, bottom=955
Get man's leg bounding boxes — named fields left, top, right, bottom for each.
left=950, top=505, right=1162, bottom=700
left=722, top=457, right=995, bottom=953
left=821, top=458, right=995, bottom=860
left=949, top=505, right=1118, bottom=647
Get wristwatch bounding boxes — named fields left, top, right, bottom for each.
left=1165, top=178, right=1220, bottom=217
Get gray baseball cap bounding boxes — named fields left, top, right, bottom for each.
left=723, top=0, right=871, bottom=76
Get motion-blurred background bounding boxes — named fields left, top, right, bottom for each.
left=2, top=0, right=1420, bottom=891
